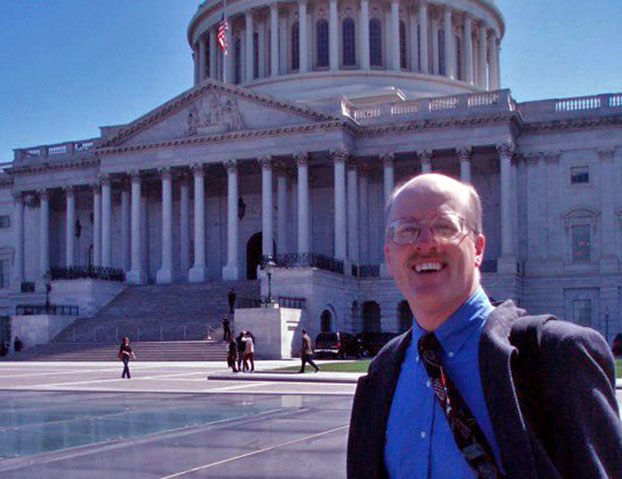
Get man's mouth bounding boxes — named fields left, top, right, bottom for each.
left=412, top=262, right=445, bottom=274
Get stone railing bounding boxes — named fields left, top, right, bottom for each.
left=518, top=93, right=622, bottom=121
left=14, top=139, right=97, bottom=162
left=50, top=266, right=126, bottom=282
left=343, top=89, right=514, bottom=125
left=269, top=253, right=344, bottom=275
left=236, top=296, right=307, bottom=309
left=16, top=304, right=79, bottom=316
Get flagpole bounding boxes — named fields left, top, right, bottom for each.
left=222, top=0, right=228, bottom=84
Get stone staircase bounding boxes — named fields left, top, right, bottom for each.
left=5, top=340, right=228, bottom=362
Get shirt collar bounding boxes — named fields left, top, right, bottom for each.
left=412, top=286, right=494, bottom=357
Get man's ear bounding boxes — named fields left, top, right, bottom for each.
left=474, top=234, right=485, bottom=267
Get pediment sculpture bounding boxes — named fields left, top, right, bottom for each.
left=186, top=93, right=246, bottom=136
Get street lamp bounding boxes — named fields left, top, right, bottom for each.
left=44, top=271, right=52, bottom=312
left=264, top=255, right=276, bottom=304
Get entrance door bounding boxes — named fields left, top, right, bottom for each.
left=362, top=301, right=381, bottom=332
left=246, top=233, right=262, bottom=280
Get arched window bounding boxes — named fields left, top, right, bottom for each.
left=316, top=20, right=329, bottom=67
left=234, top=37, right=242, bottom=84
left=291, top=22, right=300, bottom=71
left=455, top=34, right=462, bottom=80
left=342, top=17, right=356, bottom=66
left=369, top=18, right=382, bottom=67
left=321, top=310, right=333, bottom=332
left=399, top=21, right=407, bottom=69
left=253, top=32, right=259, bottom=79
left=438, top=29, right=445, bottom=75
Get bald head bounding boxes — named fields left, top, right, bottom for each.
left=385, top=173, right=482, bottom=236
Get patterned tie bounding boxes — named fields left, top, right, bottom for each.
left=418, top=333, right=505, bottom=479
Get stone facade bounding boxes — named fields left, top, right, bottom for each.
left=1, top=0, right=621, bottom=344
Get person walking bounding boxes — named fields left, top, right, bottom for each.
left=236, top=331, right=246, bottom=371
left=227, top=288, right=236, bottom=314
left=118, top=337, right=136, bottom=379
left=222, top=315, right=232, bottom=341
left=241, top=331, right=255, bottom=372
left=227, top=337, right=238, bottom=372
left=299, top=329, right=320, bottom=373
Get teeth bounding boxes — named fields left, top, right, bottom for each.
left=415, top=262, right=442, bottom=273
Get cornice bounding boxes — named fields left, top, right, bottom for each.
left=8, top=158, right=100, bottom=177
left=521, top=115, right=622, bottom=134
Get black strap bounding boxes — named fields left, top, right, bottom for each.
left=418, top=333, right=505, bottom=479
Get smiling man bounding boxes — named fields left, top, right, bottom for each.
left=347, top=174, right=622, bottom=479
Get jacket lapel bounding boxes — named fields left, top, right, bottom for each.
left=480, top=301, right=537, bottom=479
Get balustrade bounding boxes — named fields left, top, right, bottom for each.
left=50, top=266, right=125, bottom=282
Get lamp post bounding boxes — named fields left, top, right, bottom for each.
left=44, top=271, right=52, bottom=313
left=75, top=218, right=82, bottom=266
left=264, top=255, right=276, bottom=304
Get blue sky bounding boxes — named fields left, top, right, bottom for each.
left=1, top=0, right=620, bottom=162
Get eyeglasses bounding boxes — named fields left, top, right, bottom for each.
left=386, top=213, right=474, bottom=245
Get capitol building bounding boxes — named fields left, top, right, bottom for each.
left=1, top=0, right=621, bottom=351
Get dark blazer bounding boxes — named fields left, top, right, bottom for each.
left=347, top=300, right=622, bottom=479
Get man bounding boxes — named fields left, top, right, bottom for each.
left=347, top=173, right=622, bottom=479
left=228, top=287, right=236, bottom=314
left=299, top=329, right=320, bottom=373
left=222, top=315, right=231, bottom=341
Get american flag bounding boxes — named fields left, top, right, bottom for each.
left=217, top=14, right=229, bottom=54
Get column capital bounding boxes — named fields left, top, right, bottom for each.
left=258, top=155, right=273, bottom=169
left=90, top=182, right=101, bottom=193
left=223, top=159, right=238, bottom=173
left=457, top=147, right=472, bottom=161
left=129, top=169, right=142, bottom=182
left=190, top=163, right=205, bottom=175
left=543, top=151, right=561, bottom=164
left=496, top=142, right=516, bottom=159
left=12, top=191, right=23, bottom=202
left=380, top=153, right=394, bottom=166
left=294, top=152, right=309, bottom=166
left=598, top=147, right=615, bottom=161
left=158, top=166, right=173, bottom=180
left=37, top=189, right=49, bottom=201
left=417, top=150, right=433, bottom=161
left=329, top=148, right=350, bottom=164
left=63, top=184, right=75, bottom=195
left=524, top=152, right=541, bottom=165
left=98, top=173, right=111, bottom=186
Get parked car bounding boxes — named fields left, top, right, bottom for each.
left=612, top=333, right=622, bottom=358
left=356, top=332, right=399, bottom=357
left=314, top=332, right=359, bottom=359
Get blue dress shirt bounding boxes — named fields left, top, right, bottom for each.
left=384, top=287, right=503, bottom=479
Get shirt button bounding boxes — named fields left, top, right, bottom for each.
left=448, top=352, right=455, bottom=358
left=421, top=431, right=426, bottom=439
left=415, top=355, right=420, bottom=362
left=426, top=380, right=431, bottom=388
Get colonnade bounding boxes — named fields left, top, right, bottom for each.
left=11, top=144, right=518, bottom=286
left=193, top=0, right=501, bottom=90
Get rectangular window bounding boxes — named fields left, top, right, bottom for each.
left=0, top=259, right=9, bottom=289
left=572, top=299, right=591, bottom=327
left=571, top=225, right=591, bottom=262
left=570, top=166, right=589, bottom=184
left=0, top=216, right=9, bottom=229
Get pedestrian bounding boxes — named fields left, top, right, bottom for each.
left=298, top=329, right=320, bottom=373
left=118, top=336, right=136, bottom=379
left=236, top=331, right=246, bottom=371
left=228, top=287, right=236, bottom=314
left=13, top=336, right=23, bottom=353
left=241, top=331, right=255, bottom=372
left=227, top=337, right=238, bottom=372
left=222, top=315, right=232, bottom=341
left=347, top=173, right=622, bottom=479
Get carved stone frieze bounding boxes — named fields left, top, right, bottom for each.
left=186, top=93, right=246, bottom=137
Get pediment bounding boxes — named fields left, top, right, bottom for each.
left=98, top=80, right=341, bottom=149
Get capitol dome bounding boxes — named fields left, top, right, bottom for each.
left=187, top=0, right=504, bottom=108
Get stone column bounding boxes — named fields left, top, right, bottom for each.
left=39, top=190, right=49, bottom=279
left=279, top=13, right=288, bottom=74
left=193, top=46, right=199, bottom=85
left=12, top=192, right=24, bottom=285
left=409, top=10, right=418, bottom=72
left=443, top=6, right=454, bottom=79
left=100, top=174, right=112, bottom=268
left=360, top=0, right=370, bottom=70
left=458, top=147, right=472, bottom=184
left=277, top=170, right=288, bottom=255
left=358, top=171, right=369, bottom=264
left=180, top=174, right=190, bottom=278
left=299, top=0, right=309, bottom=72
left=209, top=27, right=217, bottom=80
left=497, top=143, right=517, bottom=273
left=295, top=153, right=310, bottom=253
left=258, top=20, right=266, bottom=78
left=189, top=164, right=207, bottom=282
left=419, top=150, right=432, bottom=173
left=331, top=149, right=348, bottom=260
left=599, top=148, right=617, bottom=272
left=127, top=171, right=145, bottom=284
left=156, top=167, right=174, bottom=284
left=347, top=161, right=359, bottom=263
left=488, top=30, right=497, bottom=89
left=545, top=152, right=562, bottom=266
left=382, top=154, right=394, bottom=204
left=329, top=0, right=339, bottom=71
left=121, top=180, right=130, bottom=271
left=222, top=160, right=240, bottom=280
left=259, top=156, right=274, bottom=258
left=431, top=19, right=439, bottom=74
left=390, top=0, right=401, bottom=71
left=418, top=2, right=429, bottom=74
left=92, top=183, right=101, bottom=267
left=463, top=15, right=473, bottom=84
left=478, top=23, right=487, bottom=88
left=65, top=186, right=75, bottom=267
left=495, top=39, right=501, bottom=89
left=199, top=34, right=207, bottom=82
left=270, top=3, right=279, bottom=77
left=245, top=10, right=254, bottom=82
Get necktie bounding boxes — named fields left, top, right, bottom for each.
left=418, top=333, right=505, bottom=479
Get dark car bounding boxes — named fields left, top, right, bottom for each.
left=314, top=332, right=359, bottom=359
left=612, top=334, right=622, bottom=358
left=356, top=332, right=399, bottom=357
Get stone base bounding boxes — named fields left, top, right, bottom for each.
left=234, top=307, right=302, bottom=359
left=599, top=255, right=619, bottom=274
left=156, top=268, right=174, bottom=284
left=126, top=269, right=147, bottom=285
left=188, top=265, right=207, bottom=283
left=221, top=264, right=239, bottom=281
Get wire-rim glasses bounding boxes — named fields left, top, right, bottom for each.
left=386, top=213, right=473, bottom=245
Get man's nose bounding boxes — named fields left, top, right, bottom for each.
left=414, top=226, right=438, bottom=249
